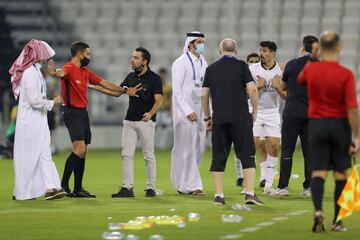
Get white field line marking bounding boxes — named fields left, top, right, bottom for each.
left=240, top=227, right=261, bottom=232
left=220, top=234, right=242, bottom=239
left=237, top=209, right=309, bottom=235
left=286, top=210, right=310, bottom=216
left=255, top=221, right=276, bottom=227
left=272, top=216, right=289, bottom=221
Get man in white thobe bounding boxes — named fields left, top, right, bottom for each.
left=171, top=32, right=208, bottom=195
left=9, top=39, right=65, bottom=200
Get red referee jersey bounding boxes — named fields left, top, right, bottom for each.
left=60, top=62, right=102, bottom=108
left=298, top=61, right=358, bottom=118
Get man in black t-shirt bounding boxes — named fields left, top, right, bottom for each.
left=272, top=35, right=319, bottom=196
left=90, top=47, right=163, bottom=198
left=202, top=38, right=263, bottom=205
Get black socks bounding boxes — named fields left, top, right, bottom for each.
left=334, top=180, right=346, bottom=223
left=61, top=152, right=85, bottom=192
left=61, top=152, right=77, bottom=188
left=311, top=177, right=325, bottom=212
left=73, top=154, right=85, bottom=192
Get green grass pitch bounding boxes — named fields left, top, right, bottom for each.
left=0, top=148, right=359, bottom=240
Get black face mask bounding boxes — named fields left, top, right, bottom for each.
left=133, top=63, right=145, bottom=74
left=80, top=57, right=90, bottom=67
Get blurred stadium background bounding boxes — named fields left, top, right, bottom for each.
left=0, top=0, right=360, bottom=151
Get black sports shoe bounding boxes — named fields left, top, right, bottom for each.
left=145, top=189, right=156, bottom=197
left=62, top=186, right=73, bottom=197
left=259, top=179, right=266, bottom=188
left=213, top=196, right=225, bottom=205
left=236, top=178, right=244, bottom=187
left=331, top=221, right=347, bottom=232
left=312, top=213, right=325, bottom=233
left=45, top=189, right=66, bottom=200
left=72, top=188, right=96, bottom=198
left=245, top=194, right=264, bottom=205
left=112, top=187, right=134, bottom=198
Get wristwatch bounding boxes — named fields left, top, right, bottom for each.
left=123, top=86, right=129, bottom=93
left=204, top=116, right=212, bottom=122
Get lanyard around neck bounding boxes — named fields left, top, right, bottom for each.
left=186, top=52, right=203, bottom=81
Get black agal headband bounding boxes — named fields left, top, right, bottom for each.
left=186, top=32, right=205, bottom=38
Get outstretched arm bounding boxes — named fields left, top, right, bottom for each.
left=98, top=79, right=123, bottom=92
left=47, top=59, right=65, bottom=78
left=88, top=85, right=121, bottom=97
left=89, top=83, right=142, bottom=97
left=99, top=80, right=142, bottom=97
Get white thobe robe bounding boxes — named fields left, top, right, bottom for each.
left=171, top=52, right=207, bottom=193
left=13, top=63, right=61, bottom=200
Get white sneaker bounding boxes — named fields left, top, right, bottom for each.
left=263, top=187, right=277, bottom=195
left=275, top=187, right=290, bottom=196
left=301, top=188, right=311, bottom=197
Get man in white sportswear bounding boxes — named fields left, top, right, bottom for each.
left=249, top=41, right=283, bottom=195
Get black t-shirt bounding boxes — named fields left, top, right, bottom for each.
left=202, top=56, right=254, bottom=124
left=282, top=55, right=311, bottom=118
left=120, top=69, right=163, bottom=121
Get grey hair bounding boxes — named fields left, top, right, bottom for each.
left=220, top=38, right=237, bottom=53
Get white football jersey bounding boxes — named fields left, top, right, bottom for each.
left=249, top=62, right=283, bottom=114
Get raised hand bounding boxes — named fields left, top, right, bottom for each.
left=272, top=75, right=282, bottom=90
left=47, top=59, right=56, bottom=76
left=257, top=75, right=266, bottom=90
left=127, top=83, right=142, bottom=97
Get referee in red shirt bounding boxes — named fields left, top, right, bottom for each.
left=298, top=32, right=360, bottom=232
left=47, top=42, right=140, bottom=198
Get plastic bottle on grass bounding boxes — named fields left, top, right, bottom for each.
left=177, top=221, right=186, bottom=228
left=187, top=212, right=200, bottom=222
left=126, top=234, right=140, bottom=240
left=109, top=223, right=124, bottom=230
left=156, top=189, right=164, bottom=196
left=221, top=214, right=243, bottom=223
left=231, top=204, right=251, bottom=211
left=149, top=234, right=164, bottom=240
left=102, top=231, right=125, bottom=240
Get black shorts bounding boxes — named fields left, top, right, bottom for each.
left=63, top=106, right=92, bottom=145
left=210, top=119, right=256, bottom=172
left=309, top=118, right=352, bottom=171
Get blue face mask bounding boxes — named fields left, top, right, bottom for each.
left=195, top=43, right=205, bottom=55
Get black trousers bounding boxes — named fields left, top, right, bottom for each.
left=278, top=117, right=311, bottom=189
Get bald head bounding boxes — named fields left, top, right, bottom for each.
left=220, top=38, right=237, bottom=54
left=320, top=31, right=340, bottom=51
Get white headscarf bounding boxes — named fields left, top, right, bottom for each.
left=183, top=31, right=205, bottom=53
